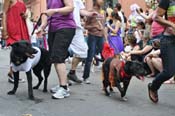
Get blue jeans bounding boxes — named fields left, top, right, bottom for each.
left=37, top=38, right=45, bottom=48
left=151, top=35, right=175, bottom=91
left=83, top=34, right=104, bottom=79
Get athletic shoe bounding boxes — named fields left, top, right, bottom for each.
left=84, top=79, right=91, bottom=84
left=67, top=73, right=82, bottom=83
left=50, top=85, right=70, bottom=93
left=52, top=87, right=70, bottom=99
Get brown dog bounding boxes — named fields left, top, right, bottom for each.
left=102, top=57, right=147, bottom=100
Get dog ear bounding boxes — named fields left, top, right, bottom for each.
left=24, top=41, right=31, bottom=46
left=11, top=42, right=20, bottom=48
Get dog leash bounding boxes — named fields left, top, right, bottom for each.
left=31, top=13, right=47, bottom=36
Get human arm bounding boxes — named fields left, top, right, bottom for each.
left=43, top=0, right=74, bottom=17
left=84, top=22, right=99, bottom=30
left=153, top=0, right=175, bottom=29
left=137, top=8, right=154, bottom=20
left=85, top=0, right=93, bottom=11
left=144, top=49, right=160, bottom=62
left=132, top=45, right=140, bottom=51
left=37, top=0, right=47, bottom=32
left=107, top=21, right=121, bottom=34
left=130, top=45, right=153, bottom=55
left=1, top=0, right=10, bottom=39
left=80, top=9, right=103, bottom=18
left=148, top=49, right=160, bottom=57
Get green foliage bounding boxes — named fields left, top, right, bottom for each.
left=24, top=0, right=29, bottom=3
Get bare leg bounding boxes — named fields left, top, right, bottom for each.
left=151, top=58, right=174, bottom=84
left=146, top=57, right=155, bottom=76
left=54, top=63, right=67, bottom=86
left=152, top=58, right=163, bottom=72
left=68, top=57, right=82, bottom=83
left=8, top=67, right=13, bottom=77
left=71, top=57, right=82, bottom=70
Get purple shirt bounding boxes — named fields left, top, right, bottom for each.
left=47, top=0, right=76, bottom=32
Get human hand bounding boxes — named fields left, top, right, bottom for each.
left=20, top=12, right=27, bottom=19
left=90, top=12, right=98, bottom=17
left=96, top=14, right=104, bottom=19
left=144, top=54, right=153, bottom=62
left=1, top=29, right=9, bottom=40
left=136, top=9, right=141, bottom=14
left=35, top=27, right=46, bottom=37
left=43, top=9, right=57, bottom=17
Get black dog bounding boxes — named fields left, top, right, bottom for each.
left=8, top=41, right=51, bottom=100
left=102, top=57, right=147, bottom=100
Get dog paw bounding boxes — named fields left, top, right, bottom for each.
left=7, top=91, right=15, bottom=95
left=110, top=88, right=114, bottom=92
left=29, top=96, right=35, bottom=100
left=43, top=89, right=48, bottom=93
left=105, top=93, right=111, bottom=97
left=33, top=86, right=39, bottom=89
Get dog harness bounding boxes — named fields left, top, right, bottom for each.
left=118, top=61, right=130, bottom=79
left=109, top=60, right=131, bottom=87
left=11, top=47, right=41, bottom=72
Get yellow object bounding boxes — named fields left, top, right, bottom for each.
left=22, top=114, right=32, bottom=116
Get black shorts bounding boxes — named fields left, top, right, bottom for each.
left=48, top=28, right=75, bottom=63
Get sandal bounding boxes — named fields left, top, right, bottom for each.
left=164, top=79, right=175, bottom=84
left=148, top=83, right=158, bottom=103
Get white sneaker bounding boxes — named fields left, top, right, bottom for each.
left=50, top=85, right=70, bottom=93
left=52, top=87, right=70, bottom=99
left=91, top=64, right=95, bottom=73
left=50, top=85, right=60, bottom=93
left=84, top=79, right=91, bottom=84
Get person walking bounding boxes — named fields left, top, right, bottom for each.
left=2, top=0, right=30, bottom=83
left=39, top=0, right=76, bottom=99
left=66, top=0, right=100, bottom=84
left=82, top=0, right=105, bottom=84
left=148, top=0, right=175, bottom=103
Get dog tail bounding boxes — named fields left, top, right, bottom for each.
left=102, top=58, right=113, bottom=81
left=43, top=64, right=51, bottom=78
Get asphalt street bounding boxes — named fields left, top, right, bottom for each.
left=0, top=49, right=175, bottom=116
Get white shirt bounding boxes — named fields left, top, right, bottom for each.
left=118, top=11, right=125, bottom=37
left=31, top=33, right=37, bottom=43
left=11, top=47, right=41, bottom=72
left=26, top=9, right=34, bottom=36
left=73, top=0, right=85, bottom=29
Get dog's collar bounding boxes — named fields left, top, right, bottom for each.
left=116, top=61, right=130, bottom=79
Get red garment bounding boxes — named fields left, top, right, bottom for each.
left=102, top=42, right=114, bottom=59
left=6, top=0, right=29, bottom=46
left=119, top=61, right=130, bottom=79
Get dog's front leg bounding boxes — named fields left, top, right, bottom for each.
left=7, top=71, right=19, bottom=95
left=26, top=70, right=34, bottom=100
left=122, top=79, right=131, bottom=97
left=116, top=81, right=125, bottom=97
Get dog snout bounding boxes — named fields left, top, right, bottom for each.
left=33, top=49, right=38, bottom=54
left=14, top=61, right=21, bottom=66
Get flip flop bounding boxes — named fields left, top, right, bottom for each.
left=148, top=83, right=158, bottom=103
